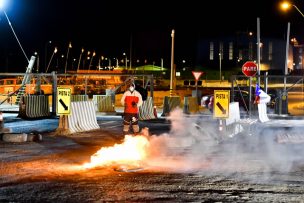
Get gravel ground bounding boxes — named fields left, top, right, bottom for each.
left=1, top=115, right=304, bottom=202
left=1, top=128, right=304, bottom=202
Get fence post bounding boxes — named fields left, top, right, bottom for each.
left=52, top=71, right=57, bottom=116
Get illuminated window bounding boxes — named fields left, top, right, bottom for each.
left=268, top=42, right=272, bottom=61
left=209, top=42, right=214, bottom=60
left=229, top=42, right=233, bottom=60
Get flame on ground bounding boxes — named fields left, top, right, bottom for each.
left=83, top=135, right=150, bottom=169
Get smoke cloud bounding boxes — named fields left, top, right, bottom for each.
left=144, top=108, right=304, bottom=182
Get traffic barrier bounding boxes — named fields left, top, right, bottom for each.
left=18, top=95, right=50, bottom=119
left=183, top=96, right=199, bottom=114
left=71, top=95, right=88, bottom=102
left=93, top=95, right=115, bottom=112
left=161, top=96, right=181, bottom=116
left=68, top=101, right=100, bottom=133
left=139, top=96, right=156, bottom=120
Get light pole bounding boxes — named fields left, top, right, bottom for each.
left=281, top=1, right=304, bottom=18
left=123, top=52, right=127, bottom=70
left=46, top=47, right=57, bottom=73
left=88, top=51, right=96, bottom=71
left=44, top=41, right=52, bottom=72
left=64, top=42, right=72, bottom=74
left=77, top=48, right=84, bottom=72
left=170, top=29, right=175, bottom=96
left=219, top=53, right=222, bottom=81
left=34, top=52, right=39, bottom=73
left=0, top=1, right=29, bottom=62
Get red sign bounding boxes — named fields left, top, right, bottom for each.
left=242, top=61, right=258, bottom=77
left=192, top=71, right=203, bottom=81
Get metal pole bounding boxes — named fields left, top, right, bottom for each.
left=219, top=53, right=222, bottom=81
left=170, top=29, right=175, bottom=96
left=2, top=10, right=29, bottom=62
left=257, top=17, right=261, bottom=86
left=284, top=22, right=290, bottom=92
left=52, top=71, right=57, bottom=117
left=130, top=33, right=132, bottom=70
left=77, top=49, right=84, bottom=72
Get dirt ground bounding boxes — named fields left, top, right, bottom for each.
left=1, top=120, right=304, bottom=202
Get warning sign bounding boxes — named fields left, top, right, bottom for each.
left=192, top=71, right=203, bottom=81
left=213, top=90, right=230, bottom=118
left=57, top=87, right=71, bottom=115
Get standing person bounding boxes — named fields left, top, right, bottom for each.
left=121, top=82, right=143, bottom=135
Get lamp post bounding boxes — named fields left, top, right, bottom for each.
left=88, top=51, right=96, bottom=71
left=46, top=47, right=57, bottom=73
left=123, top=52, right=127, bottom=70
left=281, top=1, right=304, bottom=18
left=44, top=41, right=52, bottom=72
left=219, top=53, right=222, bottom=81
left=170, top=29, right=175, bottom=96
left=64, top=42, right=72, bottom=74
left=0, top=1, right=29, bottom=62
left=34, top=52, right=39, bottom=73
left=77, top=48, right=84, bottom=72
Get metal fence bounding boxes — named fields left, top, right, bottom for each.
left=231, top=74, right=304, bottom=117
left=0, top=72, right=154, bottom=115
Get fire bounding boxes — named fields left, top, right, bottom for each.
left=83, top=135, right=150, bottom=169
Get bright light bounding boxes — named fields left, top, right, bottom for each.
left=0, top=0, right=5, bottom=10
left=281, top=2, right=291, bottom=10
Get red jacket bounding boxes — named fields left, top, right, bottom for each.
left=121, top=90, right=143, bottom=113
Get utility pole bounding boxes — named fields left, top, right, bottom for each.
left=170, top=29, right=175, bottom=96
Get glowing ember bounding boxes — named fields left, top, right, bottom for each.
left=83, top=135, right=150, bottom=169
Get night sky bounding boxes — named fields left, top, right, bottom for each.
left=1, top=0, right=304, bottom=72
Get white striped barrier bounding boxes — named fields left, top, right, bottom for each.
left=161, top=96, right=181, bottom=116
left=71, top=95, right=88, bottom=102
left=18, top=95, right=50, bottom=119
left=139, top=96, right=156, bottom=120
left=68, top=101, right=100, bottom=133
left=93, top=95, right=115, bottom=112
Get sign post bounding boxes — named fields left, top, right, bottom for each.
left=56, top=87, right=71, bottom=136
left=192, top=71, right=203, bottom=99
left=242, top=61, right=258, bottom=77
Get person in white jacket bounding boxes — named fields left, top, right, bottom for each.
left=254, top=84, right=271, bottom=123
left=120, top=83, right=143, bottom=135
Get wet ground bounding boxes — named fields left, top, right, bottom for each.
left=1, top=116, right=304, bottom=202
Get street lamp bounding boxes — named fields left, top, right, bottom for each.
left=34, top=52, right=39, bottom=73
left=46, top=47, right=57, bottom=73
left=123, top=52, right=127, bottom=70
left=77, top=48, right=84, bottom=72
left=170, top=29, right=175, bottom=96
left=88, top=51, right=96, bottom=71
left=281, top=1, right=304, bottom=18
left=219, top=53, right=222, bottom=81
left=0, top=0, right=29, bottom=62
left=44, top=41, right=52, bottom=71
left=64, top=42, right=72, bottom=74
